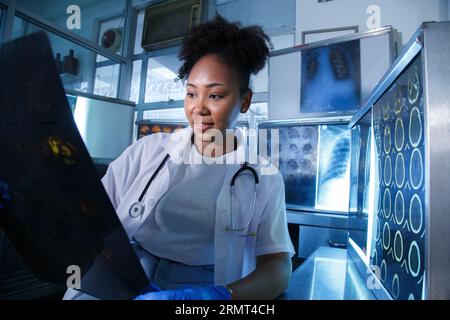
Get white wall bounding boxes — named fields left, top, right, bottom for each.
left=217, top=0, right=296, bottom=35
left=296, top=0, right=449, bottom=46
left=74, top=97, right=134, bottom=159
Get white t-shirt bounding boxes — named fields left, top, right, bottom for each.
left=133, top=144, right=235, bottom=265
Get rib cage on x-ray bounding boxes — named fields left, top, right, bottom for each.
left=317, top=125, right=351, bottom=211
left=300, top=40, right=361, bottom=114
left=319, top=126, right=351, bottom=185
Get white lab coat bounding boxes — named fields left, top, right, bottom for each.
left=102, top=126, right=294, bottom=286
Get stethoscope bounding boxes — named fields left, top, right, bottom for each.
left=128, top=153, right=259, bottom=237
left=225, top=162, right=259, bottom=237
left=129, top=153, right=170, bottom=219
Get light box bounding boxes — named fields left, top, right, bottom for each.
left=348, top=22, right=450, bottom=300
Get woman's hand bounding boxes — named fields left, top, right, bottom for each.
left=135, top=286, right=232, bottom=300
left=226, top=252, right=292, bottom=300
left=135, top=253, right=291, bottom=300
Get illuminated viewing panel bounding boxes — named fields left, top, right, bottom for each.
left=370, top=54, right=426, bottom=300
left=260, top=122, right=351, bottom=214
left=350, top=52, right=426, bottom=300
left=348, top=109, right=374, bottom=255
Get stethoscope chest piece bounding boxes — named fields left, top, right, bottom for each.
left=128, top=153, right=170, bottom=219
left=129, top=202, right=145, bottom=218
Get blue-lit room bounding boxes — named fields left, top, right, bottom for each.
left=0, top=0, right=450, bottom=305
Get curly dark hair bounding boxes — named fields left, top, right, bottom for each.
left=177, top=15, right=272, bottom=95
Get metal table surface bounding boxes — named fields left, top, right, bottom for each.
left=280, top=246, right=375, bottom=300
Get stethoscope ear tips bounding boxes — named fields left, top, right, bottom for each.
left=129, top=202, right=145, bottom=219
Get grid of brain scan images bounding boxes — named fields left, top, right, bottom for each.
left=263, top=124, right=351, bottom=213
left=372, top=54, right=425, bottom=300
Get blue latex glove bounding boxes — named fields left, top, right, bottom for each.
left=135, top=286, right=231, bottom=300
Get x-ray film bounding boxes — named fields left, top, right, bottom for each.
left=301, top=40, right=361, bottom=114
left=263, top=123, right=351, bottom=213
left=0, top=32, right=149, bottom=299
left=316, top=125, right=351, bottom=211
left=371, top=54, right=425, bottom=300
left=278, top=126, right=318, bottom=208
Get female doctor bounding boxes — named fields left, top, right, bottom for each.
left=64, top=15, right=294, bottom=300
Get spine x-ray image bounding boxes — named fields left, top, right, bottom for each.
left=316, top=125, right=351, bottom=212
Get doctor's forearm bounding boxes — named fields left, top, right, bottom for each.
left=226, top=253, right=292, bottom=300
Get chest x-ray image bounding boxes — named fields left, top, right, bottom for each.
left=300, top=40, right=361, bottom=113
left=316, top=125, right=351, bottom=212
